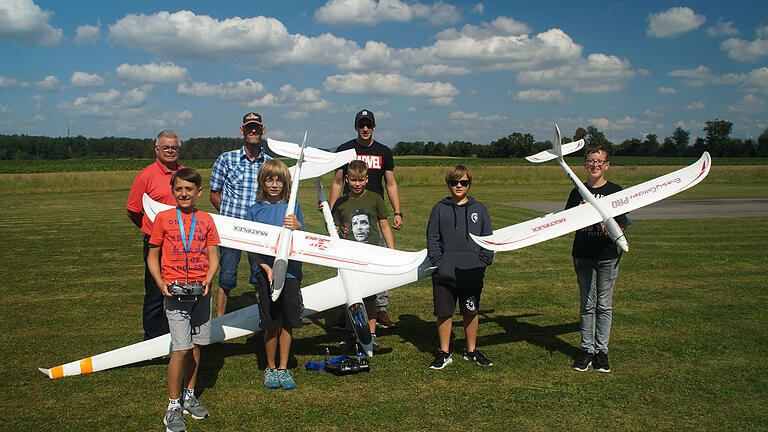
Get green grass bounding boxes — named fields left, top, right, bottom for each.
left=1, top=167, right=766, bottom=430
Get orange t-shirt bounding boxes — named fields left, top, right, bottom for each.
left=126, top=160, right=184, bottom=235
left=149, top=208, right=220, bottom=282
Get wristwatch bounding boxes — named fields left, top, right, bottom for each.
left=394, top=212, right=403, bottom=217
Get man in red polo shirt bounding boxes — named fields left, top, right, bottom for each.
left=126, top=130, right=183, bottom=340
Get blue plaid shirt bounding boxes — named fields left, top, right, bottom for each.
left=209, top=146, right=272, bottom=219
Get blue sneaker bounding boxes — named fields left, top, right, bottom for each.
left=264, top=368, right=280, bottom=389
left=277, top=369, right=296, bottom=390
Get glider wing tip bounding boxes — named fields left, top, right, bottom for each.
left=37, top=367, right=52, bottom=378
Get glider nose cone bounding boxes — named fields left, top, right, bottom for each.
left=616, top=236, right=629, bottom=253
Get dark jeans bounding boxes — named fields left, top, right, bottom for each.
left=143, top=234, right=167, bottom=340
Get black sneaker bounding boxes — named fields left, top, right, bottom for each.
left=593, top=351, right=611, bottom=373
left=463, top=349, right=493, bottom=366
left=429, top=350, right=452, bottom=369
left=572, top=350, right=593, bottom=372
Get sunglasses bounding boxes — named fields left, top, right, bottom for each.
left=356, top=121, right=374, bottom=129
left=448, top=179, right=470, bottom=187
left=244, top=124, right=263, bottom=134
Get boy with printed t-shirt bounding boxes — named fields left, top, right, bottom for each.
left=331, top=160, right=394, bottom=351
left=566, top=144, right=627, bottom=374
left=147, top=168, right=220, bottom=432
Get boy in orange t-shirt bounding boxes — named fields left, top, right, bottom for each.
left=148, top=168, right=220, bottom=432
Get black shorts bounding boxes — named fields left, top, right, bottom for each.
left=252, top=272, right=304, bottom=330
left=432, top=277, right=482, bottom=317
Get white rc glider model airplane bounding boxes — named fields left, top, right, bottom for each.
left=39, top=126, right=712, bottom=379
left=471, top=124, right=712, bottom=252
left=39, top=139, right=433, bottom=379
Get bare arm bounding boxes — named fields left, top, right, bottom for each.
left=126, top=210, right=143, bottom=229
left=147, top=246, right=171, bottom=297
left=203, top=245, right=219, bottom=296
left=328, top=169, right=344, bottom=210
left=209, top=190, right=221, bottom=212
left=247, top=251, right=273, bottom=283
left=379, top=219, right=394, bottom=249
left=383, top=170, right=403, bottom=230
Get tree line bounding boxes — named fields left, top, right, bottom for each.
left=1, top=119, right=766, bottom=160
left=393, top=119, right=768, bottom=158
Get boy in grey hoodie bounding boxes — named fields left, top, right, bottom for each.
left=426, top=165, right=494, bottom=369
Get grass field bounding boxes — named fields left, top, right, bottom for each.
left=1, top=162, right=767, bottom=431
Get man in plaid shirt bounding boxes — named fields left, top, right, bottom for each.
left=209, top=112, right=272, bottom=316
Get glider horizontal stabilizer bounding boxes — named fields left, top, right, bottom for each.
left=471, top=152, right=711, bottom=251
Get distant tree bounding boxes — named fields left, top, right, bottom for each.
left=586, top=126, right=612, bottom=151
left=640, top=133, right=660, bottom=156
left=614, top=138, right=642, bottom=156
left=703, top=119, right=733, bottom=156
left=446, top=141, right=472, bottom=157
left=757, top=128, right=768, bottom=157
left=573, top=127, right=587, bottom=142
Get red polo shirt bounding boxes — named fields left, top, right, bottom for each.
left=126, top=160, right=184, bottom=235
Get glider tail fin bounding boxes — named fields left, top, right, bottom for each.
left=553, top=123, right=563, bottom=160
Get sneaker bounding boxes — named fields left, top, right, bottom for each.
left=331, top=310, right=346, bottom=330
left=572, top=350, right=594, bottom=372
left=277, top=369, right=296, bottom=390
left=429, top=350, right=453, bottom=369
left=593, top=351, right=611, bottom=373
left=463, top=349, right=493, bottom=366
left=264, top=368, right=280, bottom=389
left=337, top=332, right=357, bottom=352
left=182, top=394, right=210, bottom=419
left=163, top=406, right=186, bottom=432
left=376, top=310, right=396, bottom=328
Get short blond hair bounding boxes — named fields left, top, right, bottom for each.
left=347, top=160, right=368, bottom=178
left=445, top=165, right=472, bottom=185
left=257, top=160, right=292, bottom=202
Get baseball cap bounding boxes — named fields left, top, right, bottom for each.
left=242, top=112, right=263, bottom=126
left=354, top=110, right=375, bottom=127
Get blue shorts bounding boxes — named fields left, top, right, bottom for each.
left=218, top=246, right=256, bottom=291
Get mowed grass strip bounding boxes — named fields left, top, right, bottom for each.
left=0, top=167, right=766, bottom=430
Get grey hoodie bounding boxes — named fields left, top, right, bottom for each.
left=426, top=196, right=494, bottom=288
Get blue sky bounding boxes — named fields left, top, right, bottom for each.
left=0, top=0, right=766, bottom=148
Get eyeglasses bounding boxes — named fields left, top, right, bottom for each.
left=448, top=179, right=470, bottom=187
left=160, top=146, right=180, bottom=153
left=244, top=125, right=263, bottom=134
left=586, top=159, right=607, bottom=167
left=356, top=121, right=374, bottom=129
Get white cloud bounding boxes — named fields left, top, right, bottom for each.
left=720, top=27, right=768, bottom=62
left=178, top=79, right=266, bottom=101
left=426, top=96, right=454, bottom=106
left=323, top=72, right=458, bottom=99
left=314, top=0, right=461, bottom=26
left=471, top=3, right=484, bottom=14
left=647, top=7, right=705, bottom=38
left=284, top=111, right=310, bottom=120
left=0, top=104, right=13, bottom=114
left=115, top=62, right=189, bottom=83
left=658, top=86, right=676, bottom=94
left=644, top=109, right=663, bottom=118
left=29, top=94, right=44, bottom=101
left=0, top=74, right=29, bottom=88
left=685, top=101, right=705, bottom=110
left=706, top=18, right=738, bottom=36
left=588, top=115, right=637, bottom=131
left=408, top=28, right=583, bottom=75
left=57, top=86, right=151, bottom=117
left=0, top=0, right=63, bottom=46
left=242, top=84, right=333, bottom=110
left=73, top=22, right=100, bottom=46
left=517, top=53, right=635, bottom=93
left=513, top=88, right=564, bottom=102
left=435, top=16, right=531, bottom=40
left=740, top=67, right=768, bottom=95
left=727, top=94, right=767, bottom=114
left=36, top=75, right=61, bottom=91
left=449, top=110, right=507, bottom=122
left=70, top=71, right=105, bottom=87
left=669, top=65, right=745, bottom=87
